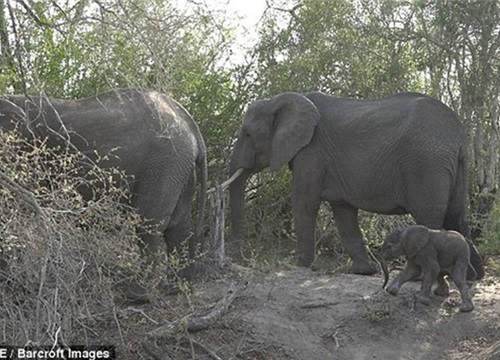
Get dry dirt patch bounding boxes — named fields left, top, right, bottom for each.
left=191, top=264, right=500, bottom=360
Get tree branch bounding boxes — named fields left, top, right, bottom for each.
left=147, top=279, right=249, bottom=339
left=14, top=0, right=56, bottom=28
left=0, top=169, right=46, bottom=218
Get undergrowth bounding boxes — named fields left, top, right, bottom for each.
left=0, top=126, right=177, bottom=354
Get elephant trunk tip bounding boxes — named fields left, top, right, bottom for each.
left=377, top=254, right=390, bottom=289
left=382, top=276, right=389, bottom=289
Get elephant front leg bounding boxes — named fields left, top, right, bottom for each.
left=137, top=224, right=166, bottom=266
left=330, top=204, right=377, bottom=275
left=414, top=260, right=439, bottom=305
left=292, top=199, right=320, bottom=267
left=386, top=262, right=421, bottom=296
left=434, top=273, right=450, bottom=296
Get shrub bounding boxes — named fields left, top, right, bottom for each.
left=0, top=127, right=149, bottom=347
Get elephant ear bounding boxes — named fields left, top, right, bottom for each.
left=402, top=225, right=431, bottom=259
left=266, top=92, right=320, bottom=171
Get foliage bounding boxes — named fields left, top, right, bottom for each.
left=238, top=170, right=294, bottom=264
left=479, top=194, right=500, bottom=256
left=255, top=0, right=426, bottom=98
left=2, top=0, right=221, bottom=97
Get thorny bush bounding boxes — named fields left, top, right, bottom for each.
left=0, top=127, right=169, bottom=347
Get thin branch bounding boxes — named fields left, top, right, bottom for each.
left=147, top=279, right=249, bottom=339
left=14, top=0, right=55, bottom=27
left=0, top=169, right=45, bottom=218
left=185, top=338, right=223, bottom=360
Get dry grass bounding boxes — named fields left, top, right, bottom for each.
left=0, top=128, right=151, bottom=348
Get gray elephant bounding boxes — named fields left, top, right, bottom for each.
left=0, top=89, right=207, bottom=271
left=227, top=91, right=484, bottom=278
left=378, top=225, right=475, bottom=312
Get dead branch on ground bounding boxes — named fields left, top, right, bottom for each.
left=147, top=279, right=249, bottom=339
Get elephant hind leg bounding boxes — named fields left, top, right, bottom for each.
left=164, top=213, right=192, bottom=258
left=165, top=170, right=196, bottom=255
left=450, top=261, right=475, bottom=312
left=132, top=164, right=191, bottom=263
left=136, top=226, right=166, bottom=262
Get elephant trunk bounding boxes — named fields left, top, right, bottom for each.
left=229, top=167, right=251, bottom=244
left=378, top=253, right=390, bottom=289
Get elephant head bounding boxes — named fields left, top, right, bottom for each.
left=228, top=93, right=320, bottom=244
left=378, top=225, right=431, bottom=288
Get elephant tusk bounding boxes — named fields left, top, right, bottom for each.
left=207, top=168, right=246, bottom=194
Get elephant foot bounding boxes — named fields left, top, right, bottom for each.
left=349, top=260, right=377, bottom=275
left=434, top=285, right=450, bottom=297
left=459, top=300, right=474, bottom=312
left=120, top=281, right=150, bottom=304
left=416, top=293, right=430, bottom=305
left=386, top=284, right=399, bottom=296
left=466, top=265, right=478, bottom=281
left=297, top=254, right=314, bottom=268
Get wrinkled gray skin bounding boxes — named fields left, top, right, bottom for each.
left=229, top=91, right=484, bottom=278
left=378, top=225, right=475, bottom=312
left=0, top=89, right=207, bottom=273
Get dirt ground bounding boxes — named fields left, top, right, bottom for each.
left=185, top=262, right=500, bottom=360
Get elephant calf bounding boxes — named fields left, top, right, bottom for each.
left=378, top=225, right=475, bottom=312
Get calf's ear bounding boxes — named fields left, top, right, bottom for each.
left=402, top=226, right=430, bottom=259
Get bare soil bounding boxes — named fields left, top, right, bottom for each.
left=185, top=262, right=500, bottom=360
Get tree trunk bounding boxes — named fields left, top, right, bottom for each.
left=209, top=184, right=225, bottom=268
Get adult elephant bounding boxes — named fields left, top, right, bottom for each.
left=0, top=88, right=207, bottom=270
left=228, top=91, right=484, bottom=279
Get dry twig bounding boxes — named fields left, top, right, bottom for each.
left=0, top=169, right=46, bottom=218
left=147, top=279, right=249, bottom=339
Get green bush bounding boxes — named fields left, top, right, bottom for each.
left=234, top=170, right=295, bottom=265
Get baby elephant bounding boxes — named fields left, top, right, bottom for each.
left=378, top=225, right=475, bottom=312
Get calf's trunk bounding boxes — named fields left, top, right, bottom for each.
left=378, top=255, right=390, bottom=289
